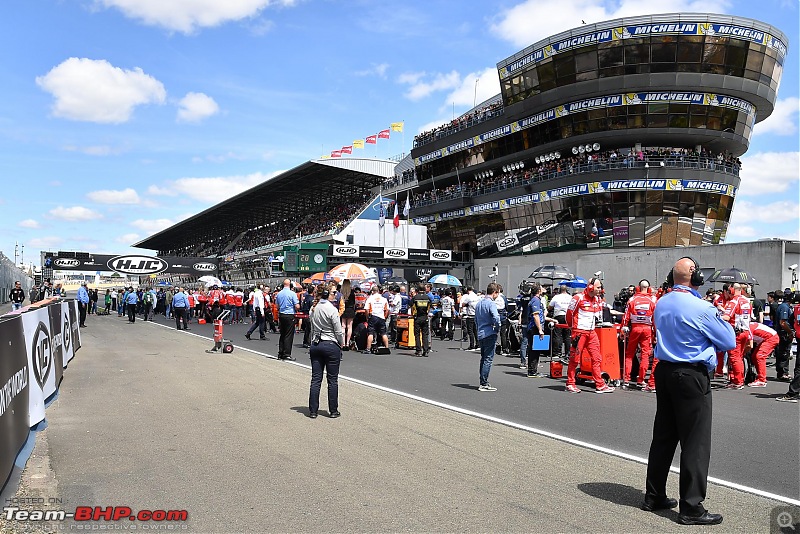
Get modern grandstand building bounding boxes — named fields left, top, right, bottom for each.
left=407, top=13, right=788, bottom=257
left=135, top=12, right=789, bottom=286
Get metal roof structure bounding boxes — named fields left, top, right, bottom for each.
left=133, top=158, right=396, bottom=253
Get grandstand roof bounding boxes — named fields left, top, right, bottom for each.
left=133, top=158, right=396, bottom=253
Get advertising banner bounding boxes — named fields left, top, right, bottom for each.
left=20, top=306, right=64, bottom=426
left=0, top=315, right=30, bottom=494
left=45, top=254, right=218, bottom=276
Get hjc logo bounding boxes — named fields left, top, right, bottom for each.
left=63, top=314, right=72, bottom=353
left=336, top=247, right=357, bottom=255
left=32, top=322, right=52, bottom=390
left=416, top=269, right=432, bottom=279
left=107, top=255, right=168, bottom=275
left=385, top=249, right=405, bottom=257
left=54, top=258, right=80, bottom=267
left=431, top=251, right=450, bottom=260
left=192, top=262, right=217, bottom=272
left=498, top=237, right=516, bottom=247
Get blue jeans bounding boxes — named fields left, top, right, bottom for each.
left=519, top=325, right=529, bottom=364
left=309, top=340, right=341, bottom=414
left=478, top=334, right=498, bottom=386
left=11, top=303, right=22, bottom=311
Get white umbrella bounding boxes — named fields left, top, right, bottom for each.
left=199, top=275, right=222, bottom=287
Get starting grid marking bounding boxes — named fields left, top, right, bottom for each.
left=148, top=321, right=800, bottom=507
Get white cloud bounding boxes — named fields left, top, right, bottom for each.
left=19, top=219, right=40, bottom=229
left=727, top=198, right=800, bottom=242
left=36, top=58, right=166, bottom=123
left=96, top=0, right=297, bottom=34
left=177, top=92, right=220, bottom=123
left=400, top=70, right=461, bottom=101
left=63, top=144, right=122, bottom=156
left=416, top=118, right=450, bottom=135
left=752, top=97, right=800, bottom=136
left=130, top=218, right=181, bottom=234
left=169, top=172, right=276, bottom=201
left=48, top=206, right=103, bottom=221
left=87, top=188, right=141, bottom=205
left=355, top=63, right=390, bottom=79
left=397, top=71, right=426, bottom=85
left=737, top=151, right=800, bottom=196
left=116, top=233, right=141, bottom=244
left=490, top=0, right=732, bottom=48
left=146, top=185, right=177, bottom=196
left=28, top=236, right=63, bottom=249
left=443, top=68, right=501, bottom=108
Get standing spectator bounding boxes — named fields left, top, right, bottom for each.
left=301, top=285, right=315, bottom=348
left=171, top=287, right=190, bottom=330
left=245, top=285, right=267, bottom=340
left=89, top=288, right=98, bottom=314
left=526, top=283, right=547, bottom=377
left=516, top=283, right=533, bottom=369
left=495, top=285, right=510, bottom=355
left=125, top=286, right=138, bottom=323
left=110, top=288, right=118, bottom=315
left=644, top=257, right=734, bottom=525
left=29, top=284, right=39, bottom=304
left=775, top=293, right=794, bottom=381
left=621, top=280, right=657, bottom=390
left=308, top=285, right=345, bottom=419
left=475, top=283, right=501, bottom=391
left=9, top=281, right=25, bottom=311
left=411, top=283, right=432, bottom=357
left=142, top=287, right=155, bottom=321
left=776, top=293, right=800, bottom=402
left=76, top=282, right=89, bottom=328
left=165, top=287, right=173, bottom=318
left=104, top=289, right=112, bottom=314
left=439, top=290, right=455, bottom=341
left=460, top=286, right=479, bottom=351
left=720, top=283, right=752, bottom=389
left=387, top=286, right=402, bottom=344
left=340, top=280, right=356, bottom=348
left=365, top=286, right=390, bottom=352
left=565, top=278, right=615, bottom=393
left=275, top=279, right=299, bottom=361
left=548, top=285, right=572, bottom=362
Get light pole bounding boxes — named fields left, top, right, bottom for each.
left=473, top=78, right=479, bottom=108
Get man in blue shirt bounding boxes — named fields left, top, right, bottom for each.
left=171, top=287, right=190, bottom=330
left=775, top=294, right=794, bottom=381
left=644, top=258, right=735, bottom=526
left=475, top=283, right=501, bottom=392
left=526, top=283, right=546, bottom=377
left=76, top=282, right=90, bottom=328
left=125, top=287, right=139, bottom=323
left=275, top=279, right=300, bottom=361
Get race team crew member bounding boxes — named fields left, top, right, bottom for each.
left=565, top=277, right=615, bottom=394
left=712, top=287, right=731, bottom=377
left=720, top=283, right=752, bottom=389
left=621, top=280, right=657, bottom=391
left=411, top=284, right=432, bottom=357
left=747, top=322, right=779, bottom=387
left=365, top=286, right=390, bottom=352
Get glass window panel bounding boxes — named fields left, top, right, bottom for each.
left=725, top=46, right=747, bottom=76
left=598, top=44, right=623, bottom=67
left=636, top=64, right=651, bottom=74
left=648, top=103, right=669, bottom=114
left=669, top=114, right=689, bottom=128
left=651, top=42, right=677, bottom=62
left=745, top=50, right=764, bottom=71
left=537, top=60, right=556, bottom=91
left=703, top=43, right=726, bottom=64
left=628, top=115, right=646, bottom=128
left=588, top=118, right=607, bottom=132
left=554, top=53, right=575, bottom=76
left=660, top=215, right=679, bottom=247
left=599, top=66, right=624, bottom=77
left=720, top=108, right=738, bottom=132
left=575, top=50, right=598, bottom=72
left=575, top=70, right=598, bottom=81
left=588, top=108, right=606, bottom=120
left=650, top=63, right=673, bottom=73
left=762, top=54, right=776, bottom=78
left=678, top=41, right=703, bottom=62
left=629, top=216, right=645, bottom=246
left=573, top=121, right=588, bottom=135
left=689, top=115, right=707, bottom=128
left=647, top=114, right=669, bottom=128
left=743, top=69, right=761, bottom=81
left=677, top=62, right=701, bottom=73
left=644, top=217, right=663, bottom=246
left=690, top=216, right=705, bottom=246
left=705, top=36, right=730, bottom=46
left=523, top=68, right=539, bottom=90
left=624, top=44, right=649, bottom=64
left=669, top=103, right=689, bottom=113
left=646, top=192, right=663, bottom=216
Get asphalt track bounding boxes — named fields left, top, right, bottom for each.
left=4, top=312, right=799, bottom=533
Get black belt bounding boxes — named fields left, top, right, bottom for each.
left=660, top=360, right=708, bottom=371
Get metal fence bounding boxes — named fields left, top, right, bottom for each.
left=0, top=252, right=34, bottom=305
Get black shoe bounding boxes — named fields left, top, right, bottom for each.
left=422, top=352, right=429, bottom=357
left=245, top=334, right=252, bottom=340
left=641, top=497, right=678, bottom=512
left=260, top=337, right=267, bottom=340
left=302, top=344, right=310, bottom=348
left=677, top=512, right=723, bottom=525
left=329, top=411, right=341, bottom=418
left=279, top=356, right=296, bottom=361
left=308, top=412, right=318, bottom=419
left=414, top=352, right=422, bottom=357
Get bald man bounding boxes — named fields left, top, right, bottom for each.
left=644, top=258, right=735, bottom=525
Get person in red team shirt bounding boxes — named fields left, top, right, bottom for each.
left=712, top=286, right=731, bottom=378
left=621, top=280, right=657, bottom=391
left=721, top=283, right=752, bottom=389
left=747, top=322, right=778, bottom=387
left=565, top=277, right=615, bottom=394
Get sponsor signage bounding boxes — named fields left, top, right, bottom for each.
left=107, top=255, right=168, bottom=275
left=499, top=21, right=786, bottom=80
left=45, top=254, right=218, bottom=276
left=407, top=249, right=430, bottom=261
left=384, top=248, right=409, bottom=260
left=359, top=246, right=385, bottom=259
left=496, top=234, right=520, bottom=252
left=0, top=316, right=30, bottom=497
left=414, top=91, right=756, bottom=166
left=329, top=246, right=454, bottom=262
left=332, top=245, right=360, bottom=257
left=429, top=250, right=452, bottom=261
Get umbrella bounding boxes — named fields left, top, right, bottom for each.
left=529, top=265, right=575, bottom=282
left=328, top=263, right=374, bottom=282
left=386, top=275, right=408, bottom=285
left=429, top=274, right=462, bottom=286
left=559, top=276, right=588, bottom=289
left=302, top=272, right=330, bottom=285
left=199, top=275, right=222, bottom=288
left=706, top=267, right=759, bottom=285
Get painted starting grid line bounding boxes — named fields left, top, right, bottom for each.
left=150, top=321, right=800, bottom=507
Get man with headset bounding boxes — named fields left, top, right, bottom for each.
left=620, top=279, right=657, bottom=390
left=644, top=257, right=735, bottom=525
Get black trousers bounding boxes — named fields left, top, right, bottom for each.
left=414, top=316, right=430, bottom=354
left=776, top=332, right=793, bottom=378
left=78, top=301, right=87, bottom=326
left=309, top=340, right=341, bottom=415
left=174, top=307, right=188, bottom=329
left=440, top=316, right=453, bottom=340
left=464, top=317, right=477, bottom=348
left=499, top=316, right=510, bottom=351
left=645, top=361, right=712, bottom=517
left=127, top=303, right=137, bottom=322
left=551, top=316, right=570, bottom=359
left=278, top=313, right=296, bottom=358
left=246, top=309, right=265, bottom=338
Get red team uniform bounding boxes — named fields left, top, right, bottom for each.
left=565, top=291, right=612, bottom=391
left=722, top=294, right=752, bottom=387
left=748, top=322, right=778, bottom=386
left=622, top=290, right=657, bottom=388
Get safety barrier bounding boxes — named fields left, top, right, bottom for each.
left=0, top=299, right=81, bottom=494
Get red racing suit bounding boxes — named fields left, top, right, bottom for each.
left=722, top=295, right=752, bottom=386
left=749, top=322, right=778, bottom=383
left=565, top=291, right=607, bottom=388
left=621, top=291, right=656, bottom=385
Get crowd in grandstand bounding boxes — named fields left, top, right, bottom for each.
left=411, top=147, right=742, bottom=208
left=413, top=101, right=504, bottom=148
left=382, top=168, right=417, bottom=191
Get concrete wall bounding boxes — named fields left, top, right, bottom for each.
left=0, top=252, right=34, bottom=304
left=475, top=240, right=799, bottom=299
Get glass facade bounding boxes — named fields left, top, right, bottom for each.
left=428, top=191, right=733, bottom=257
left=502, top=35, right=784, bottom=106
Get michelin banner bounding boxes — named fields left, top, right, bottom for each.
left=0, top=315, right=30, bottom=495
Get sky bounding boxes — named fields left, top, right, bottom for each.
left=1, top=0, right=798, bottom=268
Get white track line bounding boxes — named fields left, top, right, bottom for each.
left=150, top=321, right=800, bottom=506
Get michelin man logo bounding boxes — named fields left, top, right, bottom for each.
left=668, top=180, right=684, bottom=191
left=624, top=93, right=642, bottom=105
left=543, top=45, right=556, bottom=59
left=704, top=94, right=720, bottom=106
left=555, top=105, right=568, bottom=118
left=612, top=27, right=631, bottom=39
left=698, top=23, right=716, bottom=36
left=590, top=183, right=605, bottom=194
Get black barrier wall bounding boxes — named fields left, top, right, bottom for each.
left=0, top=315, right=31, bottom=493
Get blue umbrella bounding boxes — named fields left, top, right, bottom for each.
left=429, top=274, right=462, bottom=286
left=559, top=276, right=588, bottom=289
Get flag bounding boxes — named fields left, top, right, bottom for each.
left=403, top=195, right=410, bottom=217
left=366, top=134, right=377, bottom=144
left=393, top=201, right=400, bottom=228
left=321, top=155, right=330, bottom=159
left=353, top=139, right=364, bottom=149
left=378, top=196, right=385, bottom=228
left=391, top=122, right=404, bottom=132
left=331, top=150, right=342, bottom=157
left=341, top=146, right=352, bottom=154
left=378, top=129, right=390, bottom=139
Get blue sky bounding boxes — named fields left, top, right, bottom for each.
left=2, top=0, right=797, bottom=267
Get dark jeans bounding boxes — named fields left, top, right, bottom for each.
left=143, top=303, right=152, bottom=321
left=499, top=316, right=510, bottom=352
left=278, top=313, right=296, bottom=358
left=646, top=362, right=712, bottom=517
left=388, top=314, right=398, bottom=342
left=303, top=317, right=312, bottom=345
left=478, top=333, right=498, bottom=386
left=127, top=303, right=137, bottom=322
left=776, top=332, right=793, bottom=378
left=78, top=301, right=87, bottom=326
left=173, top=307, right=188, bottom=329
left=551, top=317, right=570, bottom=360
left=247, top=309, right=265, bottom=338
left=309, top=340, right=341, bottom=415
left=464, top=317, right=477, bottom=348
left=440, top=316, right=453, bottom=340
left=414, top=316, right=430, bottom=354
left=789, top=336, right=800, bottom=396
